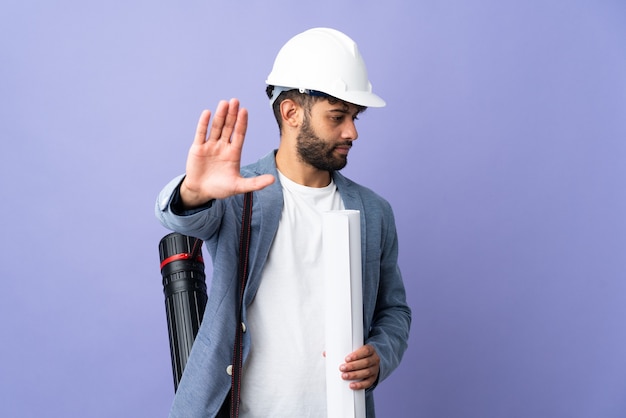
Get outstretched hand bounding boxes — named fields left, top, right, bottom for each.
left=179, top=98, right=275, bottom=208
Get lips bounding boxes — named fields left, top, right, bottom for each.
left=334, top=144, right=352, bottom=155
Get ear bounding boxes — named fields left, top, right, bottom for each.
left=279, top=99, right=302, bottom=128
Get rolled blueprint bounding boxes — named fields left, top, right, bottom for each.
left=322, top=210, right=365, bottom=418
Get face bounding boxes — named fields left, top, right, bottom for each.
left=295, top=99, right=362, bottom=172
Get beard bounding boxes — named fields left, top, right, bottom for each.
left=296, top=117, right=351, bottom=172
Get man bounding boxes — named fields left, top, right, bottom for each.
left=156, top=27, right=411, bottom=418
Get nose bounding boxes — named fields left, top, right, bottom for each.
left=342, top=119, right=358, bottom=141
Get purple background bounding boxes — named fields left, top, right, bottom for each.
left=2, top=1, right=626, bottom=417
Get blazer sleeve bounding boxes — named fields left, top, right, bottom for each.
left=155, top=174, right=225, bottom=241
left=364, top=204, right=412, bottom=385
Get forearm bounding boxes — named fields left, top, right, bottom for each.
left=365, top=223, right=412, bottom=383
left=366, top=297, right=411, bottom=381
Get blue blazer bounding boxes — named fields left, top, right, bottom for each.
left=156, top=151, right=411, bottom=417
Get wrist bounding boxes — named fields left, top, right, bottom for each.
left=179, top=178, right=211, bottom=209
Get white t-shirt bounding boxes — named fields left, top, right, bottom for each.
left=239, top=171, right=344, bottom=417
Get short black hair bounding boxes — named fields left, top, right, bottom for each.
left=266, top=85, right=366, bottom=133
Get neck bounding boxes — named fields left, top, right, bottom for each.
left=275, top=147, right=331, bottom=188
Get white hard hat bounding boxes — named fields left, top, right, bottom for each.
left=266, top=28, right=385, bottom=108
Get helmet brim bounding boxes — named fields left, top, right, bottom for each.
left=333, top=90, right=386, bottom=108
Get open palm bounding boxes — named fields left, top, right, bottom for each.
left=180, top=98, right=275, bottom=208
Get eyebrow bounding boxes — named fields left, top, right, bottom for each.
left=327, top=107, right=361, bottom=117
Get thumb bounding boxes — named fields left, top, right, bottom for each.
left=236, top=174, right=275, bottom=194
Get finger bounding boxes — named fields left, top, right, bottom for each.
left=341, top=366, right=378, bottom=390
left=207, top=100, right=229, bottom=142
left=348, top=375, right=377, bottom=390
left=229, top=107, right=248, bottom=150
left=345, top=344, right=375, bottom=362
left=341, top=345, right=379, bottom=375
left=341, top=361, right=379, bottom=388
left=340, top=357, right=376, bottom=373
left=193, top=110, right=212, bottom=145
left=218, top=98, right=240, bottom=142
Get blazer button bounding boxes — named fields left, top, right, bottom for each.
left=241, top=322, right=247, bottom=333
left=226, top=365, right=233, bottom=376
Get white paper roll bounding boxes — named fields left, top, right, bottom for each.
left=323, top=210, right=365, bottom=418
